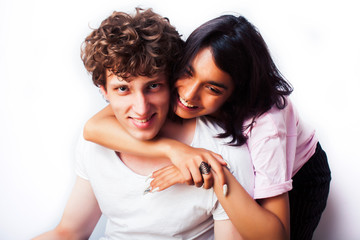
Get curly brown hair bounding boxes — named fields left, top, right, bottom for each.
left=81, top=8, right=184, bottom=88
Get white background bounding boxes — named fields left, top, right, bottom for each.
left=0, top=0, right=359, bottom=239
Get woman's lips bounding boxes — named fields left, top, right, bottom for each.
left=178, top=96, right=198, bottom=109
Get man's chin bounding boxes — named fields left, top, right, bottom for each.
left=131, top=131, right=159, bottom=141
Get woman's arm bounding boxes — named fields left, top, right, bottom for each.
left=151, top=165, right=289, bottom=240
left=84, top=105, right=171, bottom=159
left=84, top=105, right=227, bottom=188
left=213, top=168, right=289, bottom=240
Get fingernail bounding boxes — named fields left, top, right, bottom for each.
left=223, top=184, right=228, bottom=197
left=145, top=172, right=153, bottom=182
left=143, top=186, right=151, bottom=195
left=224, top=160, right=231, bottom=169
left=151, top=187, right=159, bottom=193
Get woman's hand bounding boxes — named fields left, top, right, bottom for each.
left=150, top=164, right=214, bottom=191
left=164, top=141, right=228, bottom=189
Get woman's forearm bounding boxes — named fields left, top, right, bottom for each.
left=213, top=169, right=289, bottom=240
left=83, top=105, right=176, bottom=158
left=84, top=106, right=227, bottom=187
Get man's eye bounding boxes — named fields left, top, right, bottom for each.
left=117, top=86, right=128, bottom=92
left=149, top=83, right=159, bottom=89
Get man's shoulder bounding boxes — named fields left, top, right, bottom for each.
left=195, top=117, right=228, bottom=144
left=76, top=130, right=114, bottom=157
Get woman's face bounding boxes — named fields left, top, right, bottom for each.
left=175, top=47, right=234, bottom=119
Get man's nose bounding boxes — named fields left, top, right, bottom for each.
left=132, top=92, right=150, bottom=116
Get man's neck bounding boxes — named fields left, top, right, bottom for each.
left=116, top=152, right=169, bottom=176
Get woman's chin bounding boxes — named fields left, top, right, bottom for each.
left=175, top=108, right=201, bottom=119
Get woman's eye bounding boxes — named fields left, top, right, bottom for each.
left=179, top=68, right=192, bottom=78
left=207, top=86, right=222, bottom=94
left=184, top=68, right=192, bottom=77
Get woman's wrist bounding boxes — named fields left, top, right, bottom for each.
left=157, top=138, right=182, bottom=159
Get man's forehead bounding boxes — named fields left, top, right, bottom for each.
left=106, top=72, right=168, bottom=86
left=107, top=71, right=168, bottom=82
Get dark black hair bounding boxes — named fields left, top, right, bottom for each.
left=175, top=15, right=293, bottom=146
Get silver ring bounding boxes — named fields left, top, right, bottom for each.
left=199, top=161, right=211, bottom=175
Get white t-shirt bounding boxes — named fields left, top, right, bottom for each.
left=75, top=117, right=254, bottom=240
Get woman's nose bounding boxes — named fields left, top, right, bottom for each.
left=182, top=81, right=200, bottom=101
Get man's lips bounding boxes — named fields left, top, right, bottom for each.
left=132, top=116, right=152, bottom=123
left=130, top=113, right=156, bottom=128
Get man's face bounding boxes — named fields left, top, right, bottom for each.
left=101, top=71, right=170, bottom=140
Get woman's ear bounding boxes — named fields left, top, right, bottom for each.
left=99, top=86, right=109, bottom=102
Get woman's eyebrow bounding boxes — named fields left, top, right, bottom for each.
left=207, top=81, right=228, bottom=89
left=188, top=65, right=228, bottom=89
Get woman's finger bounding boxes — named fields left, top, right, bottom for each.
left=189, top=163, right=205, bottom=187
left=207, top=156, right=227, bottom=193
left=152, top=165, right=174, bottom=177
left=202, top=172, right=214, bottom=189
left=151, top=165, right=186, bottom=191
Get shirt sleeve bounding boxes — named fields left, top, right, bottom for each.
left=247, top=114, right=293, bottom=199
left=210, top=192, right=229, bottom=221
left=74, top=132, right=89, bottom=180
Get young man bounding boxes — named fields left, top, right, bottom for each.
left=34, top=8, right=254, bottom=239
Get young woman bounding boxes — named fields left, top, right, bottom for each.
left=84, top=14, right=331, bottom=240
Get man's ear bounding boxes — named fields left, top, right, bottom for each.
left=99, top=86, right=109, bottom=102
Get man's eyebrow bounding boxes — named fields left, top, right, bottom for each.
left=108, top=80, right=127, bottom=87
left=147, top=78, right=167, bottom=84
